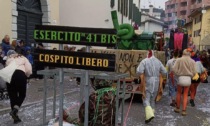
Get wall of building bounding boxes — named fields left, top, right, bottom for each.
left=185, top=24, right=193, bottom=36
left=165, top=0, right=210, bottom=31
left=201, top=9, right=210, bottom=40
left=0, top=0, right=12, bottom=40
left=192, top=14, right=202, bottom=47
left=148, top=22, right=163, bottom=33
left=59, top=0, right=140, bottom=50
left=59, top=0, right=116, bottom=28
left=48, top=0, right=60, bottom=49
left=49, top=0, right=60, bottom=25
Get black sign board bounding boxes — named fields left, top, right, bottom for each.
left=34, top=49, right=116, bottom=71
left=34, top=25, right=117, bottom=47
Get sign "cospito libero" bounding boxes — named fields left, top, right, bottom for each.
left=34, top=49, right=115, bottom=71
left=34, top=25, right=117, bottom=47
left=34, top=25, right=116, bottom=71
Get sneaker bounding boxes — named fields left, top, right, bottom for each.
left=190, top=99, right=195, bottom=107
left=170, top=100, right=176, bottom=107
left=174, top=108, right=180, bottom=113
left=76, top=81, right=80, bottom=85
left=181, top=110, right=187, bottom=116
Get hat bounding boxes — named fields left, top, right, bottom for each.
left=25, top=46, right=31, bottom=51
left=191, top=52, right=195, bottom=57
left=7, top=50, right=17, bottom=56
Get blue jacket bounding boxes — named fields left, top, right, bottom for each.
left=26, top=54, right=34, bottom=65
left=1, top=40, right=11, bottom=55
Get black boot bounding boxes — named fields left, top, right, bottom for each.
left=13, top=116, right=21, bottom=124
left=190, top=99, right=195, bottom=107
left=10, top=106, right=22, bottom=124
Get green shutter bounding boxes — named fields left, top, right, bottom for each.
left=118, top=0, right=120, bottom=12
left=125, top=0, right=128, bottom=17
left=129, top=0, right=133, bottom=19
left=110, top=0, right=115, bottom=8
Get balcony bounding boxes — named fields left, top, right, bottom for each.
left=190, top=4, right=196, bottom=10
left=165, top=9, right=172, bottom=13
left=180, top=0, right=187, bottom=2
left=170, top=7, right=176, bottom=12
left=171, top=0, right=176, bottom=4
left=165, top=1, right=171, bottom=6
left=179, top=15, right=187, bottom=19
left=194, top=3, right=202, bottom=9
left=180, top=6, right=188, bottom=11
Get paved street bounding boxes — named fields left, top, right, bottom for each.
left=0, top=76, right=210, bottom=126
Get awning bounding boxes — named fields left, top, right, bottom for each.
left=200, top=34, right=210, bottom=45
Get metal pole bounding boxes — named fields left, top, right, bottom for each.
left=52, top=74, right=56, bottom=118
left=84, top=46, right=90, bottom=126
left=43, top=75, right=47, bottom=125
left=115, top=79, right=120, bottom=126
left=59, top=44, right=64, bottom=126
left=80, top=76, right=84, bottom=105
left=121, top=78, right=126, bottom=125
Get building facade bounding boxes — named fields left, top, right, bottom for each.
left=165, top=0, right=210, bottom=30
left=141, top=5, right=165, bottom=20
left=59, top=0, right=142, bottom=49
left=59, top=0, right=141, bottom=28
left=188, top=6, right=210, bottom=50
left=140, top=5, right=166, bottom=33
left=0, top=0, right=59, bottom=47
left=140, top=13, right=166, bottom=33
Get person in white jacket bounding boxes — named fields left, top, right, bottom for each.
left=136, top=50, right=167, bottom=124
left=6, top=50, right=32, bottom=124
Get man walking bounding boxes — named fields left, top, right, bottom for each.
left=136, top=50, right=167, bottom=123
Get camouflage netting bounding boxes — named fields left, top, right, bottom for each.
left=90, top=78, right=114, bottom=90
left=79, top=87, right=116, bottom=126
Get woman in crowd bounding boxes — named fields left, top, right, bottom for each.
left=6, top=50, right=32, bottom=124
left=189, top=52, right=206, bottom=107
left=172, top=49, right=197, bottom=116
left=166, top=50, right=179, bottom=107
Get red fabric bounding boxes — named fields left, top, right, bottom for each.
left=176, top=85, right=189, bottom=111
left=174, top=33, right=184, bottom=50
left=148, top=50, right=152, bottom=58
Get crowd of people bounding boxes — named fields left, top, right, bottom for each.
left=1, top=33, right=210, bottom=124
left=0, top=35, right=83, bottom=124
left=0, top=35, right=33, bottom=124
left=136, top=47, right=209, bottom=124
